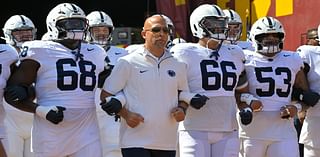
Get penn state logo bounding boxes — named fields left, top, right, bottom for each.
left=167, top=70, right=176, bottom=77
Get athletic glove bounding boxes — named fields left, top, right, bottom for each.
left=239, top=107, right=253, bottom=125
left=4, top=85, right=29, bottom=102
left=101, top=97, right=123, bottom=116
left=36, top=106, right=66, bottom=124
left=292, top=87, right=320, bottom=107
left=190, top=94, right=209, bottom=110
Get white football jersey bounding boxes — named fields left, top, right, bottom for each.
left=297, top=45, right=320, bottom=116
left=104, top=46, right=128, bottom=66
left=239, top=50, right=303, bottom=140
left=297, top=45, right=320, bottom=148
left=236, top=41, right=255, bottom=51
left=171, top=43, right=246, bottom=132
left=0, top=44, right=19, bottom=138
left=223, top=40, right=255, bottom=51
left=94, top=45, right=128, bottom=156
left=125, top=44, right=143, bottom=53
left=20, top=40, right=105, bottom=108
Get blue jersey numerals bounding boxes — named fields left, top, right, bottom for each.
left=200, top=60, right=237, bottom=91
left=56, top=58, right=96, bottom=91
left=255, top=67, right=291, bottom=97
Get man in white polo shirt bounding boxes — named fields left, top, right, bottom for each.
left=100, top=14, right=207, bottom=157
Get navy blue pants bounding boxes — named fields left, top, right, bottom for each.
left=121, top=148, right=176, bottom=157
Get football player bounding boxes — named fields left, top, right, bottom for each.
left=239, top=16, right=311, bottom=157
left=2, top=14, right=36, bottom=157
left=223, top=9, right=254, bottom=51
left=86, top=10, right=128, bottom=157
left=296, top=24, right=320, bottom=157
left=4, top=3, right=105, bottom=157
left=0, top=41, right=19, bottom=157
left=170, top=4, right=261, bottom=157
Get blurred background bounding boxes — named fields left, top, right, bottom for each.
left=1, top=0, right=320, bottom=50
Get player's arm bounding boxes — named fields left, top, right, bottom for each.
left=235, top=71, right=263, bottom=112
left=280, top=68, right=311, bottom=119
left=100, top=89, right=144, bottom=128
left=5, top=59, right=66, bottom=124
left=4, top=59, right=39, bottom=113
left=0, top=141, right=7, bottom=157
left=235, top=70, right=262, bottom=125
left=97, top=57, right=114, bottom=88
left=292, top=68, right=320, bottom=108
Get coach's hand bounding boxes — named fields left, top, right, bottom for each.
left=36, top=106, right=66, bottom=124
left=122, top=110, right=144, bottom=128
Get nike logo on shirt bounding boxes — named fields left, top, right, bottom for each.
left=140, top=70, right=148, bottom=73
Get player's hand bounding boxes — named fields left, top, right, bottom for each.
left=122, top=110, right=144, bottom=128
left=36, top=106, right=66, bottom=124
left=4, top=85, right=28, bottom=102
left=171, top=106, right=186, bottom=122
left=280, top=105, right=297, bottom=119
left=190, top=94, right=209, bottom=110
left=100, top=97, right=122, bottom=116
left=250, top=100, right=263, bottom=112
left=239, top=107, right=253, bottom=125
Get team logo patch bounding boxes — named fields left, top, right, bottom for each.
left=167, top=70, right=176, bottom=77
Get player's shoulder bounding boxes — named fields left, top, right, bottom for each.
left=125, top=44, right=144, bottom=54
left=221, top=44, right=245, bottom=59
left=297, top=45, right=320, bottom=55
left=0, top=44, right=18, bottom=59
left=237, top=41, right=255, bottom=51
left=82, top=42, right=104, bottom=52
left=22, top=40, right=52, bottom=49
left=109, top=46, right=128, bottom=56
left=170, top=43, right=199, bottom=55
left=279, top=50, right=300, bottom=58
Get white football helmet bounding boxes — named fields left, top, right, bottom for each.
left=172, top=37, right=186, bottom=44
left=190, top=4, right=228, bottom=40
left=41, top=32, right=53, bottom=41
left=160, top=14, right=175, bottom=40
left=223, top=9, right=242, bottom=43
left=250, top=16, right=285, bottom=55
left=46, top=3, right=88, bottom=40
left=86, top=11, right=114, bottom=45
left=3, top=15, right=37, bottom=47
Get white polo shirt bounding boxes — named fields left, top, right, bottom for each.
left=104, top=46, right=190, bottom=150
